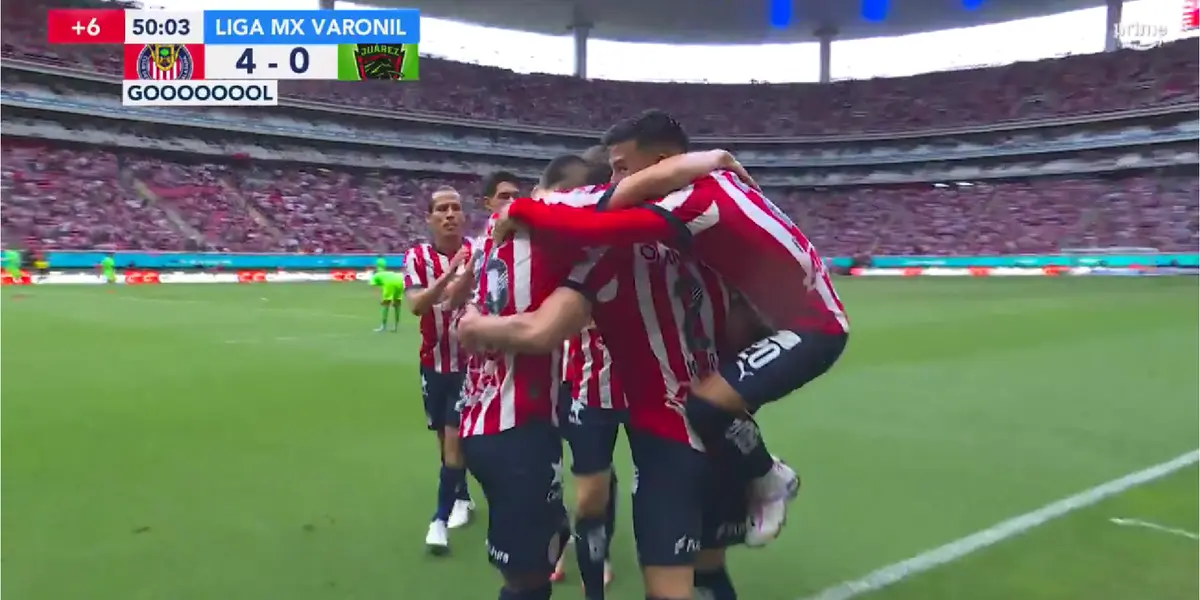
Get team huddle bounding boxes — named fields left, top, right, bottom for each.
left=392, top=110, right=849, bottom=600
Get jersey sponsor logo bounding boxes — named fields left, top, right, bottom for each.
left=481, top=253, right=510, bottom=314
left=674, top=269, right=712, bottom=352
left=353, top=43, right=407, bottom=79
left=136, top=44, right=194, bottom=80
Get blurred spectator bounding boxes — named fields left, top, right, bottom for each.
left=3, top=143, right=1196, bottom=255
left=1, top=0, right=1196, bottom=135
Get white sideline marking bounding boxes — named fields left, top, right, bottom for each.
left=223, top=333, right=363, bottom=344
left=1110, top=518, right=1200, bottom=541
left=802, top=450, right=1200, bottom=600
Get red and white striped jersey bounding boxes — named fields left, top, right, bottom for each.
left=404, top=239, right=474, bottom=373
left=656, top=170, right=848, bottom=335
left=562, top=324, right=625, bottom=410
left=460, top=187, right=609, bottom=437
left=567, top=243, right=732, bottom=450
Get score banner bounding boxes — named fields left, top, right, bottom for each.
left=46, top=8, right=421, bottom=106
left=118, top=43, right=419, bottom=81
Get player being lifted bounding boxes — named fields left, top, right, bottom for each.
left=401, top=186, right=477, bottom=552
left=494, top=110, right=849, bottom=547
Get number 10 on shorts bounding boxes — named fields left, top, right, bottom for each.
left=205, top=44, right=338, bottom=79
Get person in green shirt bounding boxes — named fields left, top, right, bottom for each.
left=4, top=248, right=22, bottom=280
left=370, top=270, right=405, bottom=332
left=101, top=253, right=117, bottom=284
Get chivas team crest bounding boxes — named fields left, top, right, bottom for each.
left=353, top=44, right=407, bottom=80
left=136, top=44, right=194, bottom=80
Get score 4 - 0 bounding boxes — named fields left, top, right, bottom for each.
left=205, top=45, right=338, bottom=80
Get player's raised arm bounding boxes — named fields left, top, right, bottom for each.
left=606, top=150, right=757, bottom=210
left=506, top=196, right=678, bottom=246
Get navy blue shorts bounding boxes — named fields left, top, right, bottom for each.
left=700, top=452, right=751, bottom=549
left=627, top=430, right=707, bottom=567
left=462, top=420, right=569, bottom=575
left=720, top=330, right=847, bottom=412
left=421, top=366, right=466, bottom=431
left=557, top=382, right=627, bottom=475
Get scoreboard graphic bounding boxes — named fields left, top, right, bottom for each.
left=46, top=9, right=422, bottom=106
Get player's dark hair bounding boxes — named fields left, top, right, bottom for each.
left=539, top=154, right=587, bottom=190
left=481, top=170, right=522, bottom=199
left=601, top=109, right=690, bottom=153
left=581, top=145, right=612, bottom=185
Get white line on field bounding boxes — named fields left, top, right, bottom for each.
left=1109, top=517, right=1200, bottom=541
left=801, top=449, right=1200, bottom=600
left=223, top=333, right=365, bottom=344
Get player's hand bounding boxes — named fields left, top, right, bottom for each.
left=709, top=149, right=759, bottom=191
left=455, top=305, right=487, bottom=351
left=449, top=246, right=470, bottom=271
left=491, top=204, right=527, bottom=243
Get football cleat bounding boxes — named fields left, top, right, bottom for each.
left=447, top=499, right=474, bottom=529
left=425, top=520, right=449, bottom=555
left=745, top=458, right=801, bottom=547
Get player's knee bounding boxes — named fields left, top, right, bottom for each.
left=641, top=565, right=694, bottom=600
left=694, top=548, right=725, bottom=572
left=573, top=470, right=611, bottom=516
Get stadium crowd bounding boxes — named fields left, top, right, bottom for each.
left=3, top=143, right=1196, bottom=256
left=1, top=0, right=1197, bottom=135
left=1, top=1, right=1197, bottom=257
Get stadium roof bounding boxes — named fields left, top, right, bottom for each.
left=385, top=0, right=1109, bottom=44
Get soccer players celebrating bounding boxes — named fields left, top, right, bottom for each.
left=531, top=153, right=624, bottom=598
left=460, top=175, right=759, bottom=600
left=497, top=110, right=849, bottom=548
left=402, top=186, right=475, bottom=553
left=455, top=165, right=617, bottom=600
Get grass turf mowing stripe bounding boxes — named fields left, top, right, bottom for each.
left=801, top=450, right=1200, bottom=600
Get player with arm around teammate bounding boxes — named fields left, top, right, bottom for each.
left=460, top=188, right=760, bottom=600
left=402, top=187, right=477, bottom=552
left=452, top=169, right=619, bottom=600
left=495, top=111, right=849, bottom=547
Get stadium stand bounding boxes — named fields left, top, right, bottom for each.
left=0, top=0, right=1196, bottom=258
left=1, top=0, right=1197, bottom=134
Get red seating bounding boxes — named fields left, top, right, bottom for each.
left=3, top=143, right=1196, bottom=255
left=2, top=0, right=1196, bottom=135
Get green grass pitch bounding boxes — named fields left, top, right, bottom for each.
left=2, top=278, right=1197, bottom=599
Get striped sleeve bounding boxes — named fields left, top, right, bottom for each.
left=403, top=246, right=427, bottom=289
